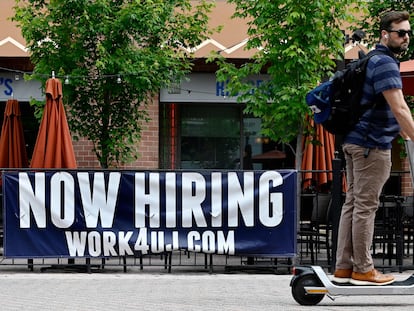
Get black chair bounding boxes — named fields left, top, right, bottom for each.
left=298, top=193, right=332, bottom=265
left=373, top=195, right=405, bottom=270
left=401, top=196, right=414, bottom=264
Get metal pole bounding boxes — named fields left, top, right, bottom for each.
left=330, top=151, right=343, bottom=272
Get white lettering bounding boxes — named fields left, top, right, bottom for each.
left=187, top=231, right=201, bottom=252
left=65, top=231, right=134, bottom=257
left=259, top=171, right=283, bottom=227
left=88, top=231, right=101, bottom=257
left=151, top=231, right=165, bottom=253
left=210, top=172, right=222, bottom=227
left=135, top=173, right=160, bottom=228
left=50, top=172, right=75, bottom=228
left=78, top=172, right=120, bottom=228
left=165, top=231, right=180, bottom=252
left=227, top=172, right=254, bottom=227
left=65, top=230, right=236, bottom=257
left=202, top=231, right=216, bottom=253
left=181, top=173, right=207, bottom=228
left=19, top=173, right=46, bottom=228
left=187, top=230, right=235, bottom=255
left=17, top=171, right=288, bottom=234
left=65, top=231, right=87, bottom=256
left=217, top=231, right=235, bottom=255
left=134, top=228, right=149, bottom=254
left=118, top=231, right=134, bottom=256
left=165, top=173, right=177, bottom=228
left=102, top=231, right=117, bottom=256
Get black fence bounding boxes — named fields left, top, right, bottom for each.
left=298, top=168, right=414, bottom=274
left=0, top=168, right=413, bottom=274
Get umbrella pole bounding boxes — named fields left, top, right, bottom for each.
left=295, top=132, right=303, bottom=266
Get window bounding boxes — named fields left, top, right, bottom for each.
left=159, top=103, right=291, bottom=170
left=180, top=104, right=241, bottom=169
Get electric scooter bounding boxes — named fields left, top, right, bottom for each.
left=290, top=266, right=414, bottom=306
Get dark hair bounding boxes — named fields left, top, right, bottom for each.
left=380, top=11, right=410, bottom=32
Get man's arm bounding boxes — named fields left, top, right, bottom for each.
left=383, top=88, right=414, bottom=141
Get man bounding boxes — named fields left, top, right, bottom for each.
left=333, top=11, right=414, bottom=286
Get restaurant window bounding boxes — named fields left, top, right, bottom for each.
left=180, top=104, right=241, bottom=169
left=159, top=103, right=292, bottom=170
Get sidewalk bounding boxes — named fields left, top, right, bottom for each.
left=1, top=246, right=414, bottom=311
left=0, top=263, right=414, bottom=310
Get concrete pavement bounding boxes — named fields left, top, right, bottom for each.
left=0, top=266, right=414, bottom=310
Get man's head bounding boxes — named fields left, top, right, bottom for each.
left=380, top=11, right=411, bottom=55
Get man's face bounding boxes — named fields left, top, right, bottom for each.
left=385, top=20, right=411, bottom=54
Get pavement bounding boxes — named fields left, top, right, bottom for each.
left=0, top=263, right=414, bottom=310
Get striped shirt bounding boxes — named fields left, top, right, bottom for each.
left=344, top=44, right=401, bottom=149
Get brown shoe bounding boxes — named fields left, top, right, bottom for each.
left=332, top=269, right=353, bottom=283
left=350, top=269, right=395, bottom=286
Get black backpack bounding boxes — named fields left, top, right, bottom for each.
left=306, top=50, right=387, bottom=135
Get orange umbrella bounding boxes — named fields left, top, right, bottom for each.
left=301, top=118, right=335, bottom=191
left=0, top=99, right=29, bottom=186
left=400, top=60, right=414, bottom=96
left=30, top=78, right=77, bottom=169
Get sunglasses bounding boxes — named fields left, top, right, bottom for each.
left=387, top=29, right=413, bottom=37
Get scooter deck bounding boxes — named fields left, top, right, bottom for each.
left=306, top=266, right=414, bottom=296
left=333, top=275, right=414, bottom=287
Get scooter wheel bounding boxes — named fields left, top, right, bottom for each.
left=291, top=274, right=325, bottom=306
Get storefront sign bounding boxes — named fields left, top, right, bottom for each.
left=3, top=170, right=296, bottom=258
left=160, top=73, right=269, bottom=103
left=0, top=72, right=43, bottom=101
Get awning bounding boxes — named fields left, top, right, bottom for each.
left=251, top=149, right=286, bottom=162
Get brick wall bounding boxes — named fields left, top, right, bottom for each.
left=72, top=96, right=159, bottom=169
left=401, top=156, right=413, bottom=196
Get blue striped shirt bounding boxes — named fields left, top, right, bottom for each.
left=344, top=44, right=401, bottom=149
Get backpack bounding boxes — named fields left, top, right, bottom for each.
left=306, top=50, right=386, bottom=135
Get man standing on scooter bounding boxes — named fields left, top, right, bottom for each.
left=333, top=11, right=414, bottom=285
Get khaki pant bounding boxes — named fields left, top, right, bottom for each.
left=335, top=143, right=391, bottom=273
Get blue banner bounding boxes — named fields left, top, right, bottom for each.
left=3, top=170, right=296, bottom=258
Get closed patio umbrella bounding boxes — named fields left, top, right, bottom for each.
left=28, top=76, right=77, bottom=270
left=30, top=77, right=77, bottom=169
left=0, top=99, right=29, bottom=186
left=301, top=119, right=335, bottom=192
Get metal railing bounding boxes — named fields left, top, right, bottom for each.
left=0, top=168, right=413, bottom=273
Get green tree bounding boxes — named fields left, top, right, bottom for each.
left=359, top=0, right=414, bottom=59
left=13, top=0, right=214, bottom=168
left=210, top=0, right=363, bottom=169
